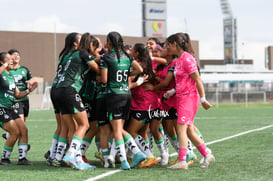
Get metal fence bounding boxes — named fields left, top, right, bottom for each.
left=204, top=81, right=273, bottom=106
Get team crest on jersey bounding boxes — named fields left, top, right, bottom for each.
left=75, top=94, right=82, bottom=102
left=22, top=70, right=25, bottom=75
left=2, top=76, right=6, bottom=80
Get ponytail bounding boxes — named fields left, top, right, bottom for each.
left=107, top=31, right=131, bottom=62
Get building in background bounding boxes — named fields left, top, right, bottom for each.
left=0, top=30, right=199, bottom=83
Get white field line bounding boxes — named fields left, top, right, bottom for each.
left=84, top=124, right=273, bottom=181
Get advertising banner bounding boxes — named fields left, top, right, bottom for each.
left=144, top=20, right=166, bottom=37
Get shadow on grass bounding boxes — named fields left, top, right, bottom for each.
left=0, top=160, right=105, bottom=171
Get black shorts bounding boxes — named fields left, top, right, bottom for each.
left=50, top=87, right=60, bottom=114
left=13, top=100, right=29, bottom=117
left=131, top=110, right=150, bottom=124
left=52, top=87, right=86, bottom=115
left=106, top=94, right=131, bottom=121
left=0, top=107, right=20, bottom=127
left=96, top=98, right=109, bottom=126
left=82, top=97, right=96, bottom=122
left=163, top=107, right=177, bottom=120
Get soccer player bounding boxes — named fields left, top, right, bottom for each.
left=145, top=45, right=198, bottom=165
left=145, top=45, right=179, bottom=154
left=127, top=43, right=158, bottom=168
left=100, top=32, right=146, bottom=170
left=146, top=38, right=160, bottom=52
left=96, top=80, right=112, bottom=167
left=147, top=38, right=167, bottom=70
left=8, top=49, right=32, bottom=123
left=2, top=49, right=33, bottom=141
left=146, top=41, right=168, bottom=162
left=165, top=33, right=215, bottom=169
left=53, top=33, right=100, bottom=170
left=0, top=52, right=37, bottom=165
left=47, top=32, right=81, bottom=167
left=79, top=37, right=102, bottom=165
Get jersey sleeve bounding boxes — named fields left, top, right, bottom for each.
left=100, top=55, right=108, bottom=69
left=183, top=56, right=198, bottom=75
left=79, top=50, right=95, bottom=64
left=22, top=66, right=33, bottom=80
left=26, top=68, right=32, bottom=80
left=168, top=65, right=175, bottom=73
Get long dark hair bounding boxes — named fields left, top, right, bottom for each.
left=0, top=52, right=8, bottom=63
left=133, top=43, right=156, bottom=83
left=166, top=32, right=195, bottom=56
left=148, top=37, right=160, bottom=45
left=78, top=32, right=99, bottom=54
left=59, top=32, right=80, bottom=62
left=167, top=32, right=200, bottom=73
left=106, top=31, right=130, bottom=62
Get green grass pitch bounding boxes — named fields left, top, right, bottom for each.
left=0, top=103, right=273, bottom=181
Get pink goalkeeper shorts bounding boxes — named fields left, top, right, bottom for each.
left=176, top=92, right=200, bottom=126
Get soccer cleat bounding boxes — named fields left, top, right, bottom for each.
left=0, top=158, right=11, bottom=165
left=46, top=158, right=53, bottom=166
left=94, top=151, right=104, bottom=165
left=130, top=152, right=147, bottom=168
left=167, top=161, right=188, bottom=169
left=18, top=158, right=32, bottom=165
left=160, top=153, right=169, bottom=166
left=200, top=148, right=212, bottom=164
left=200, top=153, right=215, bottom=168
left=186, top=151, right=197, bottom=164
left=170, top=157, right=178, bottom=165
left=44, top=150, right=50, bottom=160
left=140, top=157, right=158, bottom=168
left=120, top=160, right=130, bottom=170
left=63, top=155, right=77, bottom=169
left=82, top=155, right=93, bottom=165
left=127, top=157, right=133, bottom=165
left=52, top=159, right=68, bottom=167
left=107, top=155, right=116, bottom=168
left=187, top=160, right=194, bottom=166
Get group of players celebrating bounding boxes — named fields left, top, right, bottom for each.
left=44, top=31, right=215, bottom=171
left=0, top=30, right=215, bottom=171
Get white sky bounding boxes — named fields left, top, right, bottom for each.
left=1, top=0, right=273, bottom=70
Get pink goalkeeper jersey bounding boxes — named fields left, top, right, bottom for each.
left=174, top=52, right=198, bottom=96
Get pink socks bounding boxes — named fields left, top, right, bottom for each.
left=196, top=143, right=209, bottom=157
left=178, top=147, right=187, bottom=161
